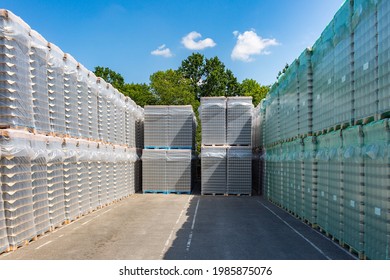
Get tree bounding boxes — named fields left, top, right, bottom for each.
left=178, top=53, right=205, bottom=99
left=149, top=69, right=198, bottom=106
left=240, top=79, right=270, bottom=106
left=121, top=83, right=157, bottom=107
left=94, top=66, right=125, bottom=90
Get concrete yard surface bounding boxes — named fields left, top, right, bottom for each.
left=0, top=194, right=355, bottom=260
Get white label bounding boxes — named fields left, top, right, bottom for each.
left=328, top=78, right=332, bottom=84
left=341, top=76, right=346, bottom=83
left=321, top=191, right=324, bottom=197
left=350, top=200, right=355, bottom=208
left=308, top=188, right=311, bottom=193
left=363, top=62, right=369, bottom=70
left=333, top=195, right=337, bottom=201
left=302, top=101, right=306, bottom=106
left=375, top=207, right=381, bottom=216
left=317, top=94, right=320, bottom=100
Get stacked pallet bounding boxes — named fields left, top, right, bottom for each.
left=0, top=9, right=144, bottom=254
left=142, top=106, right=195, bottom=194
left=200, top=97, right=253, bottom=195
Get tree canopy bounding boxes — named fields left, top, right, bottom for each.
left=93, top=53, right=269, bottom=107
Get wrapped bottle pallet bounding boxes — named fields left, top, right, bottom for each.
left=302, top=136, right=317, bottom=224
left=47, top=43, right=66, bottom=135
left=315, top=133, right=330, bottom=232
left=264, top=87, right=280, bottom=145
left=144, top=106, right=169, bottom=148
left=88, top=142, right=99, bottom=210
left=106, top=145, right=116, bottom=200
left=312, top=22, right=335, bottom=133
left=326, top=130, right=343, bottom=242
left=0, top=160, right=9, bottom=252
left=114, top=145, right=126, bottom=199
left=97, top=78, right=109, bottom=143
left=62, top=138, right=79, bottom=222
left=0, top=130, right=36, bottom=248
left=46, top=135, right=65, bottom=228
left=142, top=149, right=166, bottom=193
left=77, top=139, right=91, bottom=215
left=200, top=97, right=226, bottom=145
left=63, top=54, right=79, bottom=138
left=227, top=147, right=251, bottom=195
left=293, top=139, right=304, bottom=219
left=282, top=142, right=293, bottom=211
left=87, top=72, right=99, bottom=141
left=125, top=98, right=136, bottom=148
left=105, top=85, right=114, bottom=144
left=76, top=63, right=90, bottom=139
left=342, top=125, right=364, bottom=253
left=30, top=134, right=51, bottom=235
left=352, top=0, right=378, bottom=121
left=97, top=143, right=109, bottom=206
left=201, top=147, right=226, bottom=195
left=297, top=49, right=313, bottom=136
left=362, top=119, right=390, bottom=260
left=30, top=30, right=50, bottom=134
left=333, top=1, right=353, bottom=126
left=169, top=106, right=195, bottom=148
left=0, top=10, right=34, bottom=129
left=226, top=97, right=253, bottom=146
left=377, top=0, right=390, bottom=116
left=166, top=150, right=192, bottom=193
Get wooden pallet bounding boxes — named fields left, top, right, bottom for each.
left=354, top=115, right=375, bottom=126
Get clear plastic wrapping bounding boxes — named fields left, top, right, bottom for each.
left=227, top=97, right=253, bottom=145
left=46, top=135, right=66, bottom=228
left=201, top=147, right=227, bottom=194
left=47, top=43, right=66, bottom=135
left=62, top=138, right=78, bottom=221
left=200, top=97, right=226, bottom=145
left=0, top=129, right=36, bottom=247
left=87, top=72, right=99, bottom=140
left=30, top=30, right=50, bottom=133
left=76, top=63, right=90, bottom=139
left=30, top=133, right=51, bottom=235
left=63, top=53, right=79, bottom=137
left=0, top=10, right=34, bottom=129
left=77, top=139, right=91, bottom=215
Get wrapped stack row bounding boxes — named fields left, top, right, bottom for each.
left=200, top=97, right=253, bottom=195
left=0, top=129, right=140, bottom=253
left=142, top=106, right=196, bottom=194
left=0, top=9, right=144, bottom=147
left=253, top=0, right=390, bottom=259
left=0, top=10, right=144, bottom=254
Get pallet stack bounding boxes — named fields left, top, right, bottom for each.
left=0, top=9, right=144, bottom=254
left=200, top=97, right=253, bottom=195
left=142, top=105, right=196, bottom=194
left=253, top=0, right=390, bottom=259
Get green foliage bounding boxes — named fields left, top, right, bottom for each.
left=240, top=79, right=270, bottom=106
left=178, top=52, right=205, bottom=99
left=121, top=83, right=157, bottom=107
left=94, top=66, right=125, bottom=90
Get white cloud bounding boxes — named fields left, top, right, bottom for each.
left=151, top=44, right=173, bottom=57
left=181, top=31, right=216, bottom=50
left=231, top=30, right=279, bottom=62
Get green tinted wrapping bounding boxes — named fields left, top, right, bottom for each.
left=334, top=0, right=352, bottom=45
left=326, top=130, right=343, bottom=241
left=303, top=136, right=317, bottom=224
left=342, top=125, right=364, bottom=253
left=362, top=119, right=390, bottom=260
left=352, top=0, right=378, bottom=30
left=282, top=60, right=299, bottom=140
left=297, top=49, right=313, bottom=136
left=315, top=133, right=329, bottom=232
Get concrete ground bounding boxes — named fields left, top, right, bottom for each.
left=0, top=194, right=355, bottom=260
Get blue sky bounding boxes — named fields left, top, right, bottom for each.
left=2, top=0, right=344, bottom=86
